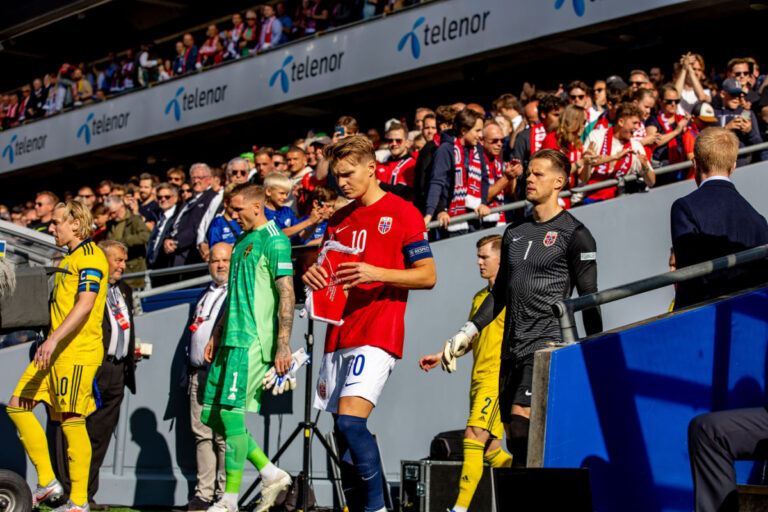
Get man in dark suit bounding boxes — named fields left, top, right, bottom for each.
left=163, top=164, right=218, bottom=267
left=89, top=240, right=137, bottom=508
left=671, top=126, right=768, bottom=311
left=675, top=127, right=768, bottom=512
left=147, top=183, right=180, bottom=269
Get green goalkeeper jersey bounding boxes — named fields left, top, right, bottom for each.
left=221, top=219, right=293, bottom=361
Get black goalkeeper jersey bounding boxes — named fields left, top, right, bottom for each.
left=472, top=209, right=602, bottom=360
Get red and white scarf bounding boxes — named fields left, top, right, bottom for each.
left=594, top=114, right=610, bottom=131
left=483, top=152, right=506, bottom=225
left=656, top=113, right=684, bottom=163
left=530, top=122, right=547, bottom=154
left=587, top=127, right=633, bottom=200
left=448, top=140, right=483, bottom=228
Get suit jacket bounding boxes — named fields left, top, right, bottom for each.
left=147, top=205, right=180, bottom=268
left=167, top=188, right=218, bottom=267
left=101, top=280, right=136, bottom=394
left=671, top=179, right=768, bottom=310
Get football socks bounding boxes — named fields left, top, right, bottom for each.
left=484, top=447, right=513, bottom=468
left=7, top=407, right=57, bottom=487
left=455, top=438, right=485, bottom=509
left=335, top=415, right=385, bottom=512
left=61, top=418, right=92, bottom=506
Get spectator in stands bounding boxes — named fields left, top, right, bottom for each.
left=16, top=84, right=34, bottom=122
left=165, top=163, right=218, bottom=266
left=104, top=195, right=151, bottom=288
left=543, top=105, right=591, bottom=206
left=253, top=147, right=276, bottom=183
left=682, top=102, right=717, bottom=162
left=147, top=183, right=179, bottom=269
left=258, top=5, right=283, bottom=51
left=199, top=25, right=220, bottom=67
left=632, top=88, right=658, bottom=147
left=71, top=68, right=93, bottom=106
left=173, top=41, right=186, bottom=75
left=645, top=85, right=689, bottom=167
left=482, top=122, right=519, bottom=225
left=412, top=107, right=432, bottom=132
left=110, top=184, right=126, bottom=199
left=136, top=43, right=162, bottom=86
left=3, top=93, right=20, bottom=128
left=628, top=70, right=651, bottom=93
left=43, top=72, right=66, bottom=116
left=226, top=157, right=250, bottom=185
left=584, top=87, right=625, bottom=139
left=376, top=121, right=416, bottom=198
left=421, top=113, right=437, bottom=142
left=77, top=186, right=96, bottom=210
left=95, top=181, right=112, bottom=205
left=568, top=81, right=591, bottom=118
left=241, top=10, right=259, bottom=53
left=263, top=171, right=325, bottom=237
left=674, top=53, right=711, bottom=114
left=29, top=78, right=46, bottom=118
left=207, top=184, right=242, bottom=247
left=184, top=242, right=230, bottom=512
left=425, top=108, right=491, bottom=235
left=138, top=173, right=161, bottom=228
left=413, top=105, right=455, bottom=214
left=582, top=103, right=655, bottom=203
left=275, top=2, right=293, bottom=43
left=231, top=12, right=245, bottom=41
left=167, top=168, right=186, bottom=187
left=303, top=0, right=331, bottom=35
left=180, top=183, right=193, bottom=202
left=591, top=80, right=607, bottom=120
left=30, top=191, right=58, bottom=232
left=91, top=204, right=108, bottom=242
left=273, top=152, right=288, bottom=174
left=492, top=94, right=523, bottom=132
left=293, top=186, right=336, bottom=245
left=182, top=33, right=199, bottom=74
left=511, top=94, right=566, bottom=174
left=650, top=66, right=665, bottom=88
left=715, top=78, right=764, bottom=166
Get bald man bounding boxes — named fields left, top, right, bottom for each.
left=185, top=242, right=232, bottom=512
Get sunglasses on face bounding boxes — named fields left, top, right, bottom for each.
left=386, top=138, right=403, bottom=144
left=80, top=194, right=94, bottom=198
left=570, top=94, right=585, bottom=100
left=246, top=17, right=257, bottom=21
left=157, top=194, right=172, bottom=200
left=733, top=71, right=749, bottom=77
left=594, top=88, right=605, bottom=93
left=35, top=202, right=45, bottom=207
left=231, top=169, right=248, bottom=176
left=486, top=138, right=503, bottom=144
left=664, top=98, right=681, bottom=104
left=98, top=193, right=109, bottom=198
left=630, top=81, right=647, bottom=86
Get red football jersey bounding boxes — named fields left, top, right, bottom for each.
left=375, top=155, right=416, bottom=187
left=322, top=192, right=428, bottom=358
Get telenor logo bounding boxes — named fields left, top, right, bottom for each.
left=165, top=84, right=227, bottom=121
left=397, top=11, right=490, bottom=60
left=270, top=56, right=293, bottom=93
left=269, top=52, right=344, bottom=95
left=555, top=0, right=587, bottom=17
left=2, top=135, right=17, bottom=164
left=77, top=113, right=94, bottom=144
left=398, top=17, right=425, bottom=59
left=165, top=87, right=184, bottom=121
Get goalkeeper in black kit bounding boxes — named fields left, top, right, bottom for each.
left=441, top=149, right=603, bottom=473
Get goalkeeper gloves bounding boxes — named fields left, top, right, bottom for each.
left=440, top=321, right=479, bottom=373
left=262, top=348, right=310, bottom=395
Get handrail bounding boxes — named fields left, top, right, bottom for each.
left=551, top=244, right=768, bottom=344
left=425, top=141, right=768, bottom=230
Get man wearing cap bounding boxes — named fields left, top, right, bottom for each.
left=715, top=78, right=763, bottom=166
left=682, top=103, right=717, bottom=163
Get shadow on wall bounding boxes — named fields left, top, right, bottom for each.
left=131, top=407, right=176, bottom=506
left=0, top=404, right=27, bottom=477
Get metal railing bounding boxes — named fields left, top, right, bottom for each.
left=551, top=244, right=768, bottom=344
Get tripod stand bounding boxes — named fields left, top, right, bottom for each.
left=240, top=318, right=342, bottom=511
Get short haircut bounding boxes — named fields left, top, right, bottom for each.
left=727, top=57, right=750, bottom=73
left=189, top=162, right=212, bottom=177
left=226, top=157, right=249, bottom=175
left=231, top=183, right=265, bottom=204
left=54, top=201, right=94, bottom=239
left=605, top=87, right=625, bottom=106
left=98, top=179, right=113, bottom=189
left=386, top=121, right=407, bottom=135
left=435, top=105, right=457, bottom=126
left=454, top=108, right=484, bottom=136
left=567, top=80, right=590, bottom=93
left=92, top=204, right=106, bottom=216
left=138, top=172, right=154, bottom=182
left=264, top=171, right=291, bottom=191
left=110, top=184, right=125, bottom=194
left=415, top=107, right=434, bottom=119
left=335, top=115, right=359, bottom=134
left=660, top=84, right=678, bottom=98
left=311, top=186, right=338, bottom=204
left=616, top=102, right=643, bottom=120
left=530, top=148, right=570, bottom=177
left=476, top=234, right=502, bottom=252
left=493, top=93, right=522, bottom=113
left=323, top=134, right=375, bottom=166
left=156, top=182, right=178, bottom=195
left=632, top=87, right=655, bottom=103
left=286, top=145, right=305, bottom=156
left=167, top=168, right=185, bottom=180
left=37, top=190, right=59, bottom=204
left=694, top=127, right=739, bottom=175
left=103, top=195, right=124, bottom=208
left=98, top=239, right=128, bottom=257
left=629, top=69, right=650, bottom=81
left=255, top=147, right=274, bottom=158
left=538, top=94, right=566, bottom=115
left=422, top=113, right=436, bottom=123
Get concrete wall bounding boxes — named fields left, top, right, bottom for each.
left=1, top=161, right=767, bottom=507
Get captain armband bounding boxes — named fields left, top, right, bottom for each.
left=404, top=239, right=433, bottom=265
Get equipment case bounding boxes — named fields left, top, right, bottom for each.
left=399, top=459, right=495, bottom=512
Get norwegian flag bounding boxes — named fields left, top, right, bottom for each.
left=378, top=216, right=392, bottom=234
left=543, top=231, right=558, bottom=247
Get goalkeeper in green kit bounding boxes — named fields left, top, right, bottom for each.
left=202, top=184, right=305, bottom=512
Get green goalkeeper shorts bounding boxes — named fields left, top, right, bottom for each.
left=202, top=345, right=268, bottom=413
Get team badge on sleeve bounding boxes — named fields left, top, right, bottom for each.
left=318, top=379, right=327, bottom=399
left=378, top=217, right=393, bottom=234
left=543, top=231, right=558, bottom=247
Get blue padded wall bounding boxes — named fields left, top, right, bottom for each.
left=543, top=287, right=768, bottom=512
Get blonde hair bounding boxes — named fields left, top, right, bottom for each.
left=264, top=171, right=292, bottom=191
left=556, top=105, right=585, bottom=151
left=693, top=127, right=739, bottom=175
left=322, top=134, right=375, bottom=166
left=55, top=201, right=94, bottom=239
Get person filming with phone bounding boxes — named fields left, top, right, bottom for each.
left=715, top=78, right=764, bottom=166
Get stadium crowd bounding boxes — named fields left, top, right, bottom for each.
left=0, top=0, right=422, bottom=127
left=3, top=51, right=768, bottom=287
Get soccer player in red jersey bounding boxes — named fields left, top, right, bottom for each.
left=303, top=135, right=436, bottom=512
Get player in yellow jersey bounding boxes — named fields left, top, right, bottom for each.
left=419, top=234, right=512, bottom=512
left=8, top=201, right=108, bottom=512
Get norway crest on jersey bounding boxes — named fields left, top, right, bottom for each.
left=378, top=216, right=393, bottom=234
left=543, top=231, right=558, bottom=247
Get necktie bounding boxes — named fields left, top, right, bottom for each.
left=111, top=286, right=126, bottom=359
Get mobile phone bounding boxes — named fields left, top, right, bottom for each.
left=741, top=111, right=751, bottom=121
left=334, top=125, right=346, bottom=138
